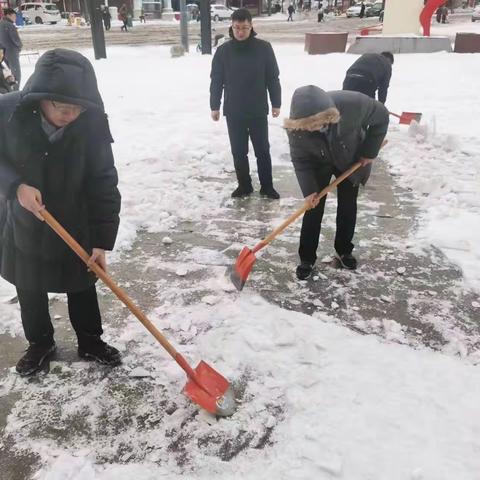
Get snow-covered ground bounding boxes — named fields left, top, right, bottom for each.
left=1, top=22, right=480, bottom=479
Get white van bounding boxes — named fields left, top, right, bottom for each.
left=20, top=3, right=61, bottom=24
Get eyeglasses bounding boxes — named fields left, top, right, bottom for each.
left=51, top=101, right=86, bottom=116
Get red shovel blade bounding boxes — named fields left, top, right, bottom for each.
left=230, top=246, right=257, bottom=291
left=399, top=112, right=422, bottom=125
left=184, top=360, right=235, bottom=416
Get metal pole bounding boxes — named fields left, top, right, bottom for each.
left=179, top=0, right=189, bottom=52
left=199, top=0, right=211, bottom=54
left=86, top=0, right=106, bottom=59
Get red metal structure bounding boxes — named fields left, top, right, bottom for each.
left=419, top=0, right=446, bottom=36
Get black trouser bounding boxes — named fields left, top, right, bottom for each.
left=299, top=168, right=359, bottom=264
left=16, top=285, right=103, bottom=348
left=343, top=75, right=376, bottom=100
left=104, top=19, right=111, bottom=30
left=121, top=19, right=128, bottom=31
left=226, top=115, right=273, bottom=189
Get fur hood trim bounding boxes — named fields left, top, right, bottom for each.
left=283, top=107, right=340, bottom=131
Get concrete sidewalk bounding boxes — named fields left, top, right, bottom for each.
left=1, top=158, right=478, bottom=478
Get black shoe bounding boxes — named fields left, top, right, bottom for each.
left=296, top=261, right=314, bottom=280
left=16, top=342, right=56, bottom=377
left=336, top=253, right=357, bottom=270
left=78, top=338, right=121, bottom=366
left=231, top=184, right=253, bottom=198
left=260, top=186, right=280, bottom=200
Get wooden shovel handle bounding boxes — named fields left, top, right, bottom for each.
left=389, top=111, right=401, bottom=119
left=40, top=208, right=179, bottom=361
left=260, top=161, right=363, bottom=248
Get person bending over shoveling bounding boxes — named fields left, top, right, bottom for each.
left=284, top=86, right=389, bottom=280
left=0, top=49, right=121, bottom=376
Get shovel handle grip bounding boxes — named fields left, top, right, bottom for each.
left=260, top=161, right=363, bottom=248
left=40, top=208, right=180, bottom=362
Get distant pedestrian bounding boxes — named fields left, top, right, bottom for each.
left=0, top=8, right=22, bottom=88
left=436, top=6, right=442, bottom=22
left=441, top=5, right=448, bottom=23
left=359, top=1, right=366, bottom=18
left=139, top=7, right=146, bottom=23
left=343, top=52, right=394, bottom=104
left=102, top=6, right=111, bottom=30
left=317, top=2, right=324, bottom=21
left=119, top=4, right=128, bottom=32
left=287, top=4, right=295, bottom=20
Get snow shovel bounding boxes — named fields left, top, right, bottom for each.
left=40, top=209, right=236, bottom=417
left=230, top=161, right=364, bottom=291
left=389, top=111, right=422, bottom=125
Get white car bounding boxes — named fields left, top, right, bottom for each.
left=346, top=2, right=372, bottom=18
left=210, top=4, right=233, bottom=21
left=472, top=6, right=480, bottom=22
left=20, top=2, right=61, bottom=24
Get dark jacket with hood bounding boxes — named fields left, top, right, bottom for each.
left=284, top=85, right=389, bottom=194
left=345, top=53, right=392, bottom=104
left=0, top=48, right=121, bottom=292
left=210, top=29, right=281, bottom=118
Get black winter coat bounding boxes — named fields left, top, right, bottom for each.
left=0, top=49, right=121, bottom=292
left=285, top=87, right=389, bottom=194
left=210, top=31, right=281, bottom=118
left=344, top=53, right=392, bottom=104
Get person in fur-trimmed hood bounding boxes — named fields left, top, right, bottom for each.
left=0, top=49, right=121, bottom=376
left=284, top=85, right=388, bottom=280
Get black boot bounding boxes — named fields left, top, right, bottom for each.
left=336, top=253, right=357, bottom=270
left=78, top=336, right=121, bottom=366
left=296, top=261, right=314, bottom=280
left=260, top=185, right=280, bottom=200
left=16, top=342, right=56, bottom=376
left=231, top=184, right=253, bottom=198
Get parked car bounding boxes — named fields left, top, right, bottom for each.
left=366, top=1, right=383, bottom=17
left=472, top=6, right=480, bottom=21
left=19, top=2, right=61, bottom=24
left=346, top=2, right=372, bottom=17
left=210, top=4, right=233, bottom=21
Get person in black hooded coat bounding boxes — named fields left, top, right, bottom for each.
left=0, top=48, right=121, bottom=376
left=284, top=85, right=389, bottom=280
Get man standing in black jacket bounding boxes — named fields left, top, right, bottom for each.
left=0, top=8, right=22, bottom=88
left=0, top=49, right=122, bottom=376
left=284, top=86, right=389, bottom=280
left=343, top=52, right=394, bottom=105
left=210, top=8, right=282, bottom=199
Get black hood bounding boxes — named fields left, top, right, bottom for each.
left=284, top=85, right=340, bottom=131
left=19, top=49, right=105, bottom=111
